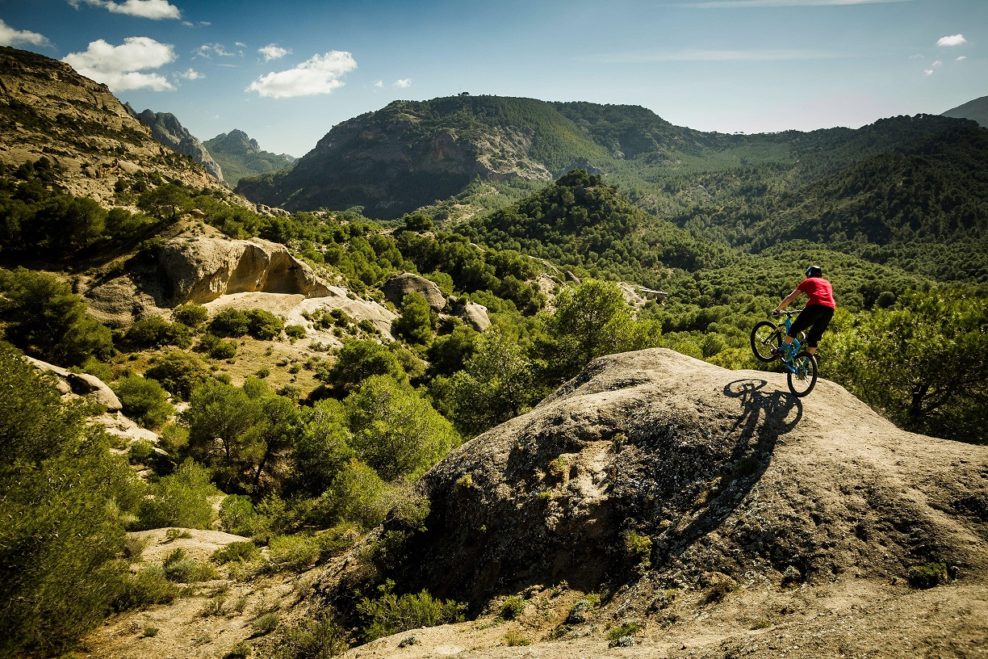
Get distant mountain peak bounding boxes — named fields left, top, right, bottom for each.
left=204, top=129, right=296, bottom=186
left=134, top=108, right=224, bottom=181
left=943, top=95, right=988, bottom=128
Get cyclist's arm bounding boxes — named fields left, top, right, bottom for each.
left=775, top=288, right=801, bottom=312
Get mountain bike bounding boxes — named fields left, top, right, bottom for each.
left=750, top=309, right=819, bottom=397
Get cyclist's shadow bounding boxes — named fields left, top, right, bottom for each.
left=659, top=379, right=803, bottom=561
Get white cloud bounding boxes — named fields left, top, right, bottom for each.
left=394, top=78, right=412, bottom=88
left=195, top=42, right=242, bottom=58
left=177, top=67, right=203, bottom=80
left=932, top=59, right=942, bottom=68
left=922, top=68, right=934, bottom=77
left=235, top=41, right=247, bottom=48
left=246, top=50, right=357, bottom=99
left=259, top=44, right=289, bottom=61
left=956, top=55, right=968, bottom=62
left=70, top=0, right=180, bottom=20
left=373, top=80, right=384, bottom=88
left=63, top=36, right=176, bottom=91
left=937, top=34, right=967, bottom=47
left=0, top=19, right=52, bottom=47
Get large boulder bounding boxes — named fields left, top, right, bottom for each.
left=150, top=236, right=331, bottom=306
left=448, top=297, right=491, bottom=331
left=381, top=273, right=447, bottom=312
left=24, top=355, right=121, bottom=411
left=363, top=349, right=988, bottom=607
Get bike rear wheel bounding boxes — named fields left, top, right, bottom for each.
left=750, top=321, right=782, bottom=362
left=787, top=351, right=818, bottom=397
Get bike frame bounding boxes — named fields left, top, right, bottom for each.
left=779, top=314, right=802, bottom=373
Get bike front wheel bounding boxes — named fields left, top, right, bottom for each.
left=787, top=351, right=818, bottom=397
left=750, top=321, right=782, bottom=362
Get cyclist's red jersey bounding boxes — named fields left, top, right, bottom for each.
left=798, top=277, right=836, bottom=309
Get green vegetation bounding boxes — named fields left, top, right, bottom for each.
left=113, top=375, right=174, bottom=429
left=0, top=268, right=113, bottom=366
left=0, top=342, right=138, bottom=655
left=136, top=460, right=219, bottom=529
left=356, top=579, right=466, bottom=642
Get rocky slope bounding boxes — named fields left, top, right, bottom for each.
left=204, top=129, right=295, bottom=186
left=0, top=47, right=231, bottom=205
left=132, top=107, right=225, bottom=181
left=308, top=348, right=987, bottom=656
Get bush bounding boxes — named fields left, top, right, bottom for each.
left=907, top=562, right=950, bottom=589
left=220, top=494, right=269, bottom=537
left=290, top=399, right=354, bottom=498
left=136, top=460, right=219, bottom=530
left=128, top=439, right=157, bottom=465
left=246, top=309, right=284, bottom=340
left=144, top=350, right=209, bottom=400
left=0, top=343, right=139, bottom=655
left=113, top=565, right=178, bottom=611
left=266, top=534, right=321, bottom=572
left=500, top=596, right=526, bottom=620
left=312, top=459, right=392, bottom=530
left=356, top=580, right=465, bottom=641
left=209, top=308, right=249, bottom=337
left=113, top=375, right=174, bottom=428
left=276, top=611, right=351, bottom=658
left=162, top=548, right=219, bottom=582
left=285, top=324, right=306, bottom=339
left=174, top=303, right=209, bottom=328
left=199, top=333, right=238, bottom=359
left=123, top=316, right=192, bottom=350
left=392, top=292, right=434, bottom=345
left=212, top=541, right=260, bottom=565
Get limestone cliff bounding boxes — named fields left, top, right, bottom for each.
left=133, top=108, right=224, bottom=181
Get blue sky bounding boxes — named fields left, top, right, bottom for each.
left=1, top=0, right=985, bottom=156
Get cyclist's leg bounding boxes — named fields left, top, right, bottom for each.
left=803, top=307, right=834, bottom=355
left=785, top=308, right=815, bottom=351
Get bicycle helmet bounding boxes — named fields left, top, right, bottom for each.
left=805, top=265, right=823, bottom=278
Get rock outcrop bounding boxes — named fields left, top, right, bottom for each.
left=345, top=349, right=987, bottom=609
left=25, top=355, right=122, bottom=411
left=204, top=129, right=296, bottom=186
left=134, top=108, right=224, bottom=181
left=382, top=273, right=447, bottom=312
left=150, top=235, right=331, bottom=306
left=0, top=47, right=231, bottom=205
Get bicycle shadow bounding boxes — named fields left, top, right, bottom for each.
left=657, top=378, right=803, bottom=562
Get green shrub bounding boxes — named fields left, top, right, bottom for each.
left=0, top=343, right=139, bottom=655
left=113, top=565, right=178, bottom=611
left=251, top=612, right=280, bottom=637
left=285, top=324, right=306, bottom=339
left=128, top=439, right=157, bottom=465
left=500, top=595, right=526, bottom=620
left=220, top=495, right=269, bottom=537
left=144, top=350, right=209, bottom=400
left=162, top=548, right=219, bottom=582
left=210, top=308, right=250, bottom=337
left=392, top=292, right=434, bottom=345
left=136, top=460, right=219, bottom=530
left=907, top=562, right=950, bottom=589
left=174, top=303, right=209, bottom=328
left=314, top=523, right=362, bottom=560
left=246, top=309, right=284, bottom=340
left=212, top=541, right=261, bottom=565
left=320, top=340, right=407, bottom=394
left=356, top=579, right=465, bottom=642
left=266, top=535, right=321, bottom=572
left=123, top=316, right=192, bottom=350
left=113, top=375, right=174, bottom=428
left=276, top=611, right=351, bottom=657
left=200, top=333, right=238, bottom=359
left=312, top=459, right=392, bottom=530
left=606, top=621, right=641, bottom=641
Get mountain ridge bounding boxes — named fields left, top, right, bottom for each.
left=205, top=129, right=296, bottom=187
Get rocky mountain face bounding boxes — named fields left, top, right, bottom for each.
left=943, top=95, right=988, bottom=128
left=204, top=129, right=296, bottom=186
left=0, top=47, right=231, bottom=205
left=235, top=94, right=987, bottom=221
left=132, top=107, right=224, bottom=181
left=310, top=348, right=988, bottom=656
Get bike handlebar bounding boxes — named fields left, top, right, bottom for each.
left=771, top=309, right=803, bottom=317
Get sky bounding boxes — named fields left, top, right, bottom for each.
left=1, top=0, right=985, bottom=157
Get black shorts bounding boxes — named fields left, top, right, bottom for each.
left=788, top=305, right=834, bottom=348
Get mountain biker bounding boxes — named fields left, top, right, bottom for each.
left=772, top=265, right=835, bottom=357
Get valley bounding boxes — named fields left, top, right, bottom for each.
left=0, top=43, right=985, bottom=658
